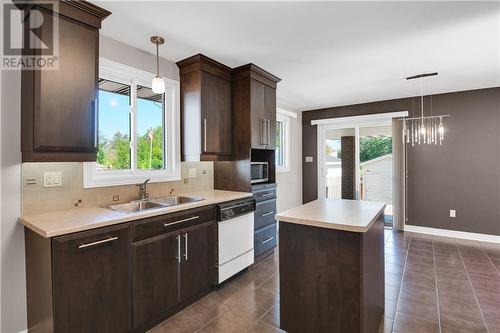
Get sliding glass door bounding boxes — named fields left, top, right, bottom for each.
left=359, top=125, right=393, bottom=226
left=319, top=128, right=355, bottom=199
left=317, top=114, right=404, bottom=228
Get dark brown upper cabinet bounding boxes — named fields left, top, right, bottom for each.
left=232, top=64, right=280, bottom=153
left=19, top=1, right=110, bottom=162
left=177, top=54, right=233, bottom=161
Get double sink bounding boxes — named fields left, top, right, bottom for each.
left=107, top=195, right=204, bottom=214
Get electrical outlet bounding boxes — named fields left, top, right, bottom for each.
left=188, top=168, right=197, bottom=178
left=449, top=209, right=456, bottom=218
left=43, top=172, right=62, bottom=188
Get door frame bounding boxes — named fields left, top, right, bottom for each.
left=315, top=111, right=408, bottom=200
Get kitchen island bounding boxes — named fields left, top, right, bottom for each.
left=276, top=199, right=386, bottom=333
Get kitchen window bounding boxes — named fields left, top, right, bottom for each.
left=84, top=58, right=180, bottom=188
left=276, top=112, right=291, bottom=172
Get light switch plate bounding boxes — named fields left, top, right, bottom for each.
left=305, top=156, right=313, bottom=163
left=188, top=168, right=197, bottom=178
left=43, top=172, right=62, bottom=187
left=449, top=209, right=456, bottom=218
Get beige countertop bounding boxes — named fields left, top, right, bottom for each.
left=276, top=198, right=386, bottom=233
left=20, top=190, right=252, bottom=238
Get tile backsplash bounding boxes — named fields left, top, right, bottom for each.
left=22, top=162, right=214, bottom=215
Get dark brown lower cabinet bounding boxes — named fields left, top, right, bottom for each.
left=132, top=231, right=180, bottom=329
left=180, top=222, right=215, bottom=302
left=131, top=213, right=216, bottom=330
left=51, top=223, right=132, bottom=333
left=279, top=214, right=385, bottom=333
left=25, top=205, right=217, bottom=333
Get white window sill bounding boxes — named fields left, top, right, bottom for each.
left=83, top=162, right=181, bottom=188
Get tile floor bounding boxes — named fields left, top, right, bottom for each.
left=149, top=230, right=500, bottom=333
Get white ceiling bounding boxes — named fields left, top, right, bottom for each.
left=97, top=1, right=500, bottom=112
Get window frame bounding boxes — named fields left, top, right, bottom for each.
left=83, top=58, right=181, bottom=188
left=276, top=112, right=291, bottom=172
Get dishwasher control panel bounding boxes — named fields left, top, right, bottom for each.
left=217, top=198, right=256, bottom=222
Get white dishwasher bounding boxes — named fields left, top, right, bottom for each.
left=216, top=198, right=255, bottom=284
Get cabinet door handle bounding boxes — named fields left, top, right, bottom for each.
left=261, top=211, right=274, bottom=217
left=78, top=236, right=117, bottom=249
left=259, top=192, right=273, bottom=197
left=93, top=98, right=98, bottom=149
left=176, top=235, right=181, bottom=263
left=203, top=118, right=207, bottom=152
left=261, top=237, right=274, bottom=244
left=183, top=233, right=188, bottom=261
left=261, top=119, right=266, bottom=146
left=266, top=118, right=270, bottom=146
left=264, top=118, right=268, bottom=146
left=164, top=215, right=199, bottom=227
left=267, top=119, right=271, bottom=147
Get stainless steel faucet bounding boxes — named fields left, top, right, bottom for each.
left=136, top=179, right=150, bottom=201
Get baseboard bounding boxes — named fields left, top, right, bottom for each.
left=404, top=224, right=500, bottom=243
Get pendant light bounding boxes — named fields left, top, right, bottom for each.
left=400, top=72, right=450, bottom=146
left=151, top=36, right=166, bottom=94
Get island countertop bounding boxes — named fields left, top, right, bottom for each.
left=276, top=198, right=386, bottom=233
left=20, top=190, right=252, bottom=238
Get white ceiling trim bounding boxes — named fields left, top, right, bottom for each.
left=277, top=108, right=298, bottom=119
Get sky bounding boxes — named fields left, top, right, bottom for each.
left=326, top=139, right=341, bottom=151
left=98, top=90, right=163, bottom=140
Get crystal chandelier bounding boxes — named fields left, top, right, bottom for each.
left=401, top=72, right=450, bottom=146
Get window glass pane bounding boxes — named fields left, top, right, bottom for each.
left=97, top=79, right=131, bottom=170
left=136, top=85, right=165, bottom=170
left=276, top=120, right=284, bottom=166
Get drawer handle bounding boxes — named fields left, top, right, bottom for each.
left=261, top=211, right=274, bottom=217
left=164, top=216, right=199, bottom=227
left=78, top=236, right=118, bottom=249
left=261, top=237, right=274, bottom=244
left=259, top=193, right=273, bottom=197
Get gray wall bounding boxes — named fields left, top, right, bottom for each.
left=0, top=31, right=179, bottom=331
left=276, top=112, right=302, bottom=213
left=100, top=36, right=180, bottom=81
left=302, top=87, right=500, bottom=236
left=1, top=4, right=25, bottom=331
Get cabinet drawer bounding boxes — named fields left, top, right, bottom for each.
left=253, top=188, right=276, bottom=203
left=133, top=205, right=215, bottom=242
left=254, top=222, right=277, bottom=258
left=255, top=199, right=276, bottom=230
left=252, top=183, right=276, bottom=192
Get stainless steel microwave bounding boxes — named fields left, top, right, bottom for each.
left=251, top=162, right=269, bottom=184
